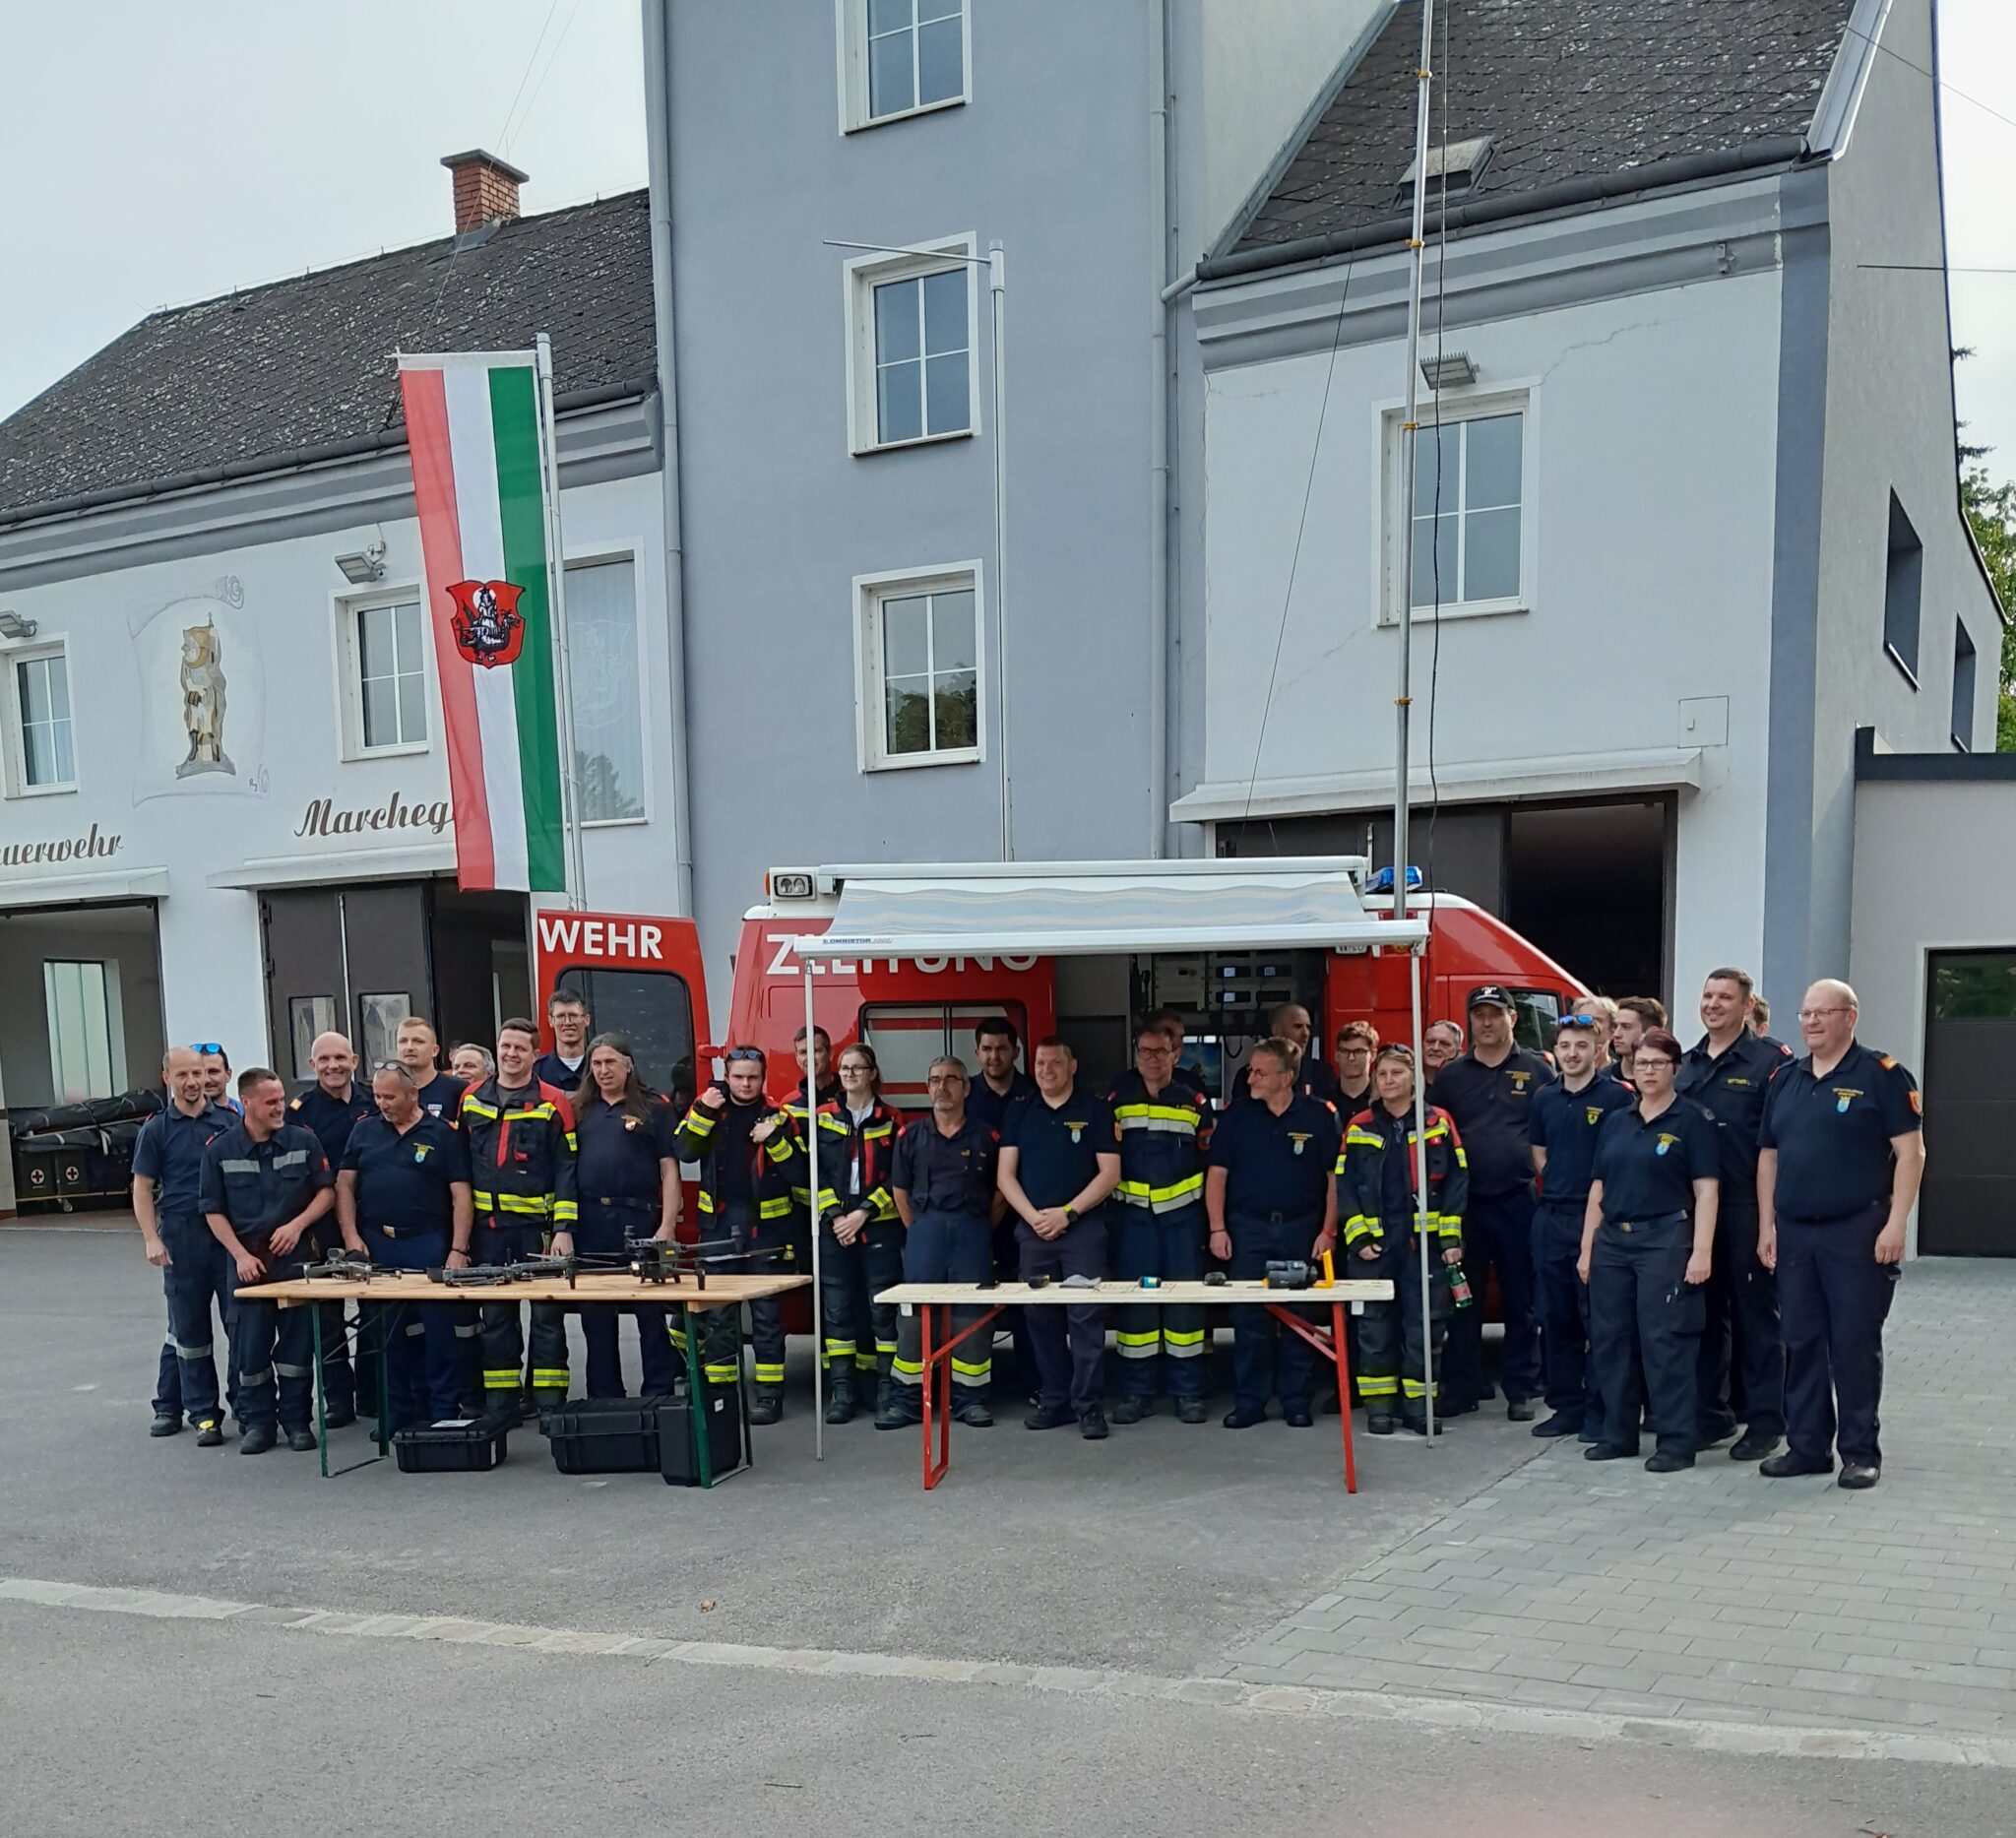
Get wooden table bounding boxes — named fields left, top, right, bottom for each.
left=877, top=1279, right=1395, bottom=1491
left=238, top=1270, right=810, bottom=1485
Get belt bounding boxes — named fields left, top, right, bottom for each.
left=589, top=1195, right=658, bottom=1209
left=1232, top=1210, right=1319, bottom=1229
left=1607, top=1211, right=1686, bottom=1235
left=1780, top=1203, right=1885, bottom=1230
left=363, top=1223, right=443, bottom=1240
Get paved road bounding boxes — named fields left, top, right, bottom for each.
left=7, top=1225, right=2015, bottom=1833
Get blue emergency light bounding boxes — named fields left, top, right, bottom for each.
left=1363, top=865, right=1424, bottom=894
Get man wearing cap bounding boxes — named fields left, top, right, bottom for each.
left=1428, top=985, right=1553, bottom=1419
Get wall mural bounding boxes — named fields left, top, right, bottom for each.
left=128, top=577, right=268, bottom=803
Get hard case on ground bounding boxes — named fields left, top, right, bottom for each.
left=393, top=1418, right=510, bottom=1473
left=541, top=1399, right=664, bottom=1474
left=659, top=1386, right=743, bottom=1486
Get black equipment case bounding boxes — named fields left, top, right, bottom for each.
left=660, top=1386, right=743, bottom=1487
left=542, top=1400, right=664, bottom=1475
left=392, top=1418, right=511, bottom=1473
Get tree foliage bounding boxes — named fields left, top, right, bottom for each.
left=1960, top=465, right=2016, bottom=750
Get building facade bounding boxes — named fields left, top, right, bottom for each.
left=0, top=165, right=675, bottom=1206
left=1171, top=0, right=2001, bottom=1013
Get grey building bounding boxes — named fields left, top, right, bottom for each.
left=1171, top=0, right=2003, bottom=1010
left=642, top=0, right=1382, bottom=1002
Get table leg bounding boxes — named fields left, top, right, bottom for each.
left=919, top=1304, right=941, bottom=1490
left=680, top=1301, right=713, bottom=1489
left=312, top=1301, right=330, bottom=1481
left=737, top=1305, right=755, bottom=1476
left=1332, top=1299, right=1357, bottom=1494
left=374, top=1303, right=390, bottom=1459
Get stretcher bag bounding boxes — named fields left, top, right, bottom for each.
left=658, top=1387, right=743, bottom=1487
left=393, top=1418, right=510, bottom=1473
left=542, top=1400, right=662, bottom=1474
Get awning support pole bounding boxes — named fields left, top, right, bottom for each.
left=803, top=959, right=825, bottom=1461
left=1411, top=942, right=1436, bottom=1445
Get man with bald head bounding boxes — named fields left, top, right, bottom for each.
left=1232, top=1003, right=1340, bottom=1107
left=1757, top=981, right=1924, bottom=1489
left=290, top=1032, right=373, bottom=1426
left=131, top=1046, right=239, bottom=1444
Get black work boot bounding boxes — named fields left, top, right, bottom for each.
left=876, top=1388, right=921, bottom=1430
left=825, top=1380, right=855, bottom=1426
left=239, top=1424, right=276, bottom=1455
left=747, top=1392, right=783, bottom=1426
left=150, top=1411, right=182, bottom=1438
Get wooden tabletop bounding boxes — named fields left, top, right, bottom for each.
left=238, top=1272, right=811, bottom=1308
left=877, top=1279, right=1393, bottom=1306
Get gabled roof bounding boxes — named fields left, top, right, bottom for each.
left=1219, top=0, right=1858, bottom=268
left=0, top=190, right=655, bottom=527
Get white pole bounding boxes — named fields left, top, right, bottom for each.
left=989, top=241, right=1012, bottom=862
left=1411, top=942, right=1436, bottom=1443
left=535, top=333, right=589, bottom=912
left=803, top=958, right=825, bottom=1460
left=1391, top=0, right=1436, bottom=932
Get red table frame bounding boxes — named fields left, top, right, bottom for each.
left=915, top=1297, right=1360, bottom=1491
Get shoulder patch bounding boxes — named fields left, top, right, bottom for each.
left=288, top=1097, right=303, bottom=1109
left=1879, top=1053, right=1898, bottom=1070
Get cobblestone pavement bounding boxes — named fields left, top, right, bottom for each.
left=1218, top=1259, right=2016, bottom=1739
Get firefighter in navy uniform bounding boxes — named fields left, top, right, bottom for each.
left=1338, top=1046, right=1468, bottom=1433
left=782, top=1026, right=843, bottom=1400
left=568, top=1034, right=682, bottom=1400
left=1675, top=967, right=1793, bottom=1460
left=199, top=1068, right=336, bottom=1455
left=1428, top=985, right=1553, bottom=1419
left=811, top=1043, right=906, bottom=1425
left=1529, top=1015, right=1633, bottom=1441
left=969, top=1018, right=1039, bottom=1402
left=1206, top=1038, right=1343, bottom=1427
left=290, top=1031, right=374, bottom=1427
left=1756, top=981, right=1923, bottom=1489
left=1107, top=1023, right=1213, bottom=1425
left=673, top=1046, right=804, bottom=1423
left=884, top=1056, right=1002, bottom=1428
left=459, top=1018, right=579, bottom=1420
left=1579, top=1029, right=1720, bottom=1473
left=396, top=1018, right=467, bottom=1123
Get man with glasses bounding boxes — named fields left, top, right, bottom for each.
left=534, top=989, right=593, bottom=1094
left=1429, top=985, right=1554, bottom=1420
left=1107, top=1022, right=1213, bottom=1425
left=1756, top=982, right=1922, bottom=1489
left=1529, top=1015, right=1632, bottom=1439
left=288, top=1032, right=374, bottom=1428
left=1677, top=967, right=1793, bottom=1461
left=1145, top=1008, right=1209, bottom=1097
left=1334, top=1023, right=1378, bottom=1113
left=1570, top=998, right=1626, bottom=1084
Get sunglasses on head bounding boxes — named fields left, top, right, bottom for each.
left=1556, top=1016, right=1600, bottom=1033
left=725, top=1047, right=765, bottom=1063
left=190, top=1042, right=224, bottom=1055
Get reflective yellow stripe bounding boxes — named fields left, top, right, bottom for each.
left=697, top=1190, right=718, bottom=1213
left=1114, top=1104, right=1201, bottom=1132
left=531, top=1368, right=569, bottom=1386
left=758, top=1196, right=792, bottom=1220
left=754, top=1363, right=786, bottom=1385
left=1163, top=1327, right=1205, bottom=1348
left=1116, top=1174, right=1204, bottom=1211
left=472, top=1190, right=495, bottom=1210
left=1346, top=1128, right=1384, bottom=1151
left=703, top=1363, right=738, bottom=1383
left=892, top=1358, right=923, bottom=1379
left=1401, top=1377, right=1438, bottom=1398
left=681, top=1112, right=717, bottom=1137
left=480, top=1369, right=520, bottom=1390
left=495, top=1192, right=553, bottom=1216
left=950, top=1356, right=991, bottom=1379
left=1343, top=1215, right=1379, bottom=1244
left=1359, top=1374, right=1400, bottom=1397
left=550, top=1200, right=578, bottom=1224
left=463, top=1100, right=500, bottom=1122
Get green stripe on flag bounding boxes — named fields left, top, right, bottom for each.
left=489, top=363, right=567, bottom=894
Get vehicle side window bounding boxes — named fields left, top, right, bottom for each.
left=555, top=965, right=696, bottom=1109
left=1512, top=988, right=1560, bottom=1054
left=860, top=1000, right=1026, bottom=1103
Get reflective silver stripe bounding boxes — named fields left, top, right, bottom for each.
left=172, top=1339, right=212, bottom=1359
left=453, top=1323, right=480, bottom=1340
left=273, top=1362, right=313, bottom=1378
left=239, top=1366, right=274, bottom=1387
left=405, top=1322, right=425, bottom=1339
left=1117, top=1115, right=1198, bottom=1134
left=218, top=1159, right=259, bottom=1174
left=1165, top=1341, right=1205, bottom=1360
left=272, top=1150, right=310, bottom=1171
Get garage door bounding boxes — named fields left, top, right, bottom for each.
left=1919, top=950, right=2016, bottom=1256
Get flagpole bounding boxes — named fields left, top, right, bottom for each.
left=535, top=332, right=588, bottom=913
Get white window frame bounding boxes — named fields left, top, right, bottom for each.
left=836, top=0, right=971, bottom=135
left=4, top=639, right=78, bottom=797
left=1375, top=385, right=1538, bottom=626
left=333, top=584, right=431, bottom=761
left=852, top=560, right=987, bottom=773
left=843, top=233, right=980, bottom=456
left=562, top=545, right=651, bottom=828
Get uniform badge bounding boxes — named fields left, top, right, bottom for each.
left=1908, top=1089, right=1922, bottom=1115
left=1655, top=1133, right=1678, bottom=1157
left=1585, top=1107, right=1604, bottom=1126
left=1289, top=1132, right=1311, bottom=1156
left=1510, top=1072, right=1531, bottom=1091
left=1833, top=1087, right=1861, bottom=1114
left=624, top=1115, right=641, bottom=1130
left=1728, top=1077, right=1749, bottom=1088
left=1068, top=1123, right=1084, bottom=1144
left=413, top=1145, right=431, bottom=1163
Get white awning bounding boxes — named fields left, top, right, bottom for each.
left=788, top=857, right=1425, bottom=960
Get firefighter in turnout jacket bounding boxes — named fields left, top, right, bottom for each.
left=811, top=1044, right=906, bottom=1424
left=1107, top=1023, right=1213, bottom=1424
left=460, top=1020, right=579, bottom=1418
left=1339, top=1046, right=1469, bottom=1434
left=673, top=1046, right=805, bottom=1424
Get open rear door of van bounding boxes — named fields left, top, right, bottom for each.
left=531, top=909, right=710, bottom=1114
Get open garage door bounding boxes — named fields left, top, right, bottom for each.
left=1919, top=950, right=2016, bottom=1256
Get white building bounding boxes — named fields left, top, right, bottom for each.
left=1170, top=0, right=2002, bottom=1011
left=0, top=158, right=677, bottom=1204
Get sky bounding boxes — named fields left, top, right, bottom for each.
left=1, top=1, right=2013, bottom=481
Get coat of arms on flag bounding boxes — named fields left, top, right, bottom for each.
left=448, top=580, right=526, bottom=667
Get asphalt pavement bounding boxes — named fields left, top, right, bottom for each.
left=5, top=1221, right=2014, bottom=1835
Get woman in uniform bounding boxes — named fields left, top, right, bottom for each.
left=565, top=1033, right=681, bottom=1398
left=1578, top=1027, right=1719, bottom=1471
left=812, top=1043, right=906, bottom=1425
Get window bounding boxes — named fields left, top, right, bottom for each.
left=1510, top=988, right=1562, bottom=1054
left=839, top=0, right=968, bottom=132
left=44, top=960, right=116, bottom=1103
left=1953, top=622, right=1979, bottom=751
left=853, top=564, right=983, bottom=771
left=845, top=236, right=978, bottom=454
left=860, top=1000, right=1023, bottom=1103
left=1383, top=396, right=1531, bottom=622
left=1883, top=492, right=1922, bottom=685
left=341, top=594, right=428, bottom=755
left=564, top=557, right=646, bottom=823
left=11, top=648, right=75, bottom=792
left=552, top=964, right=695, bottom=1108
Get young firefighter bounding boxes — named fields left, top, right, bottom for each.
left=1338, top=1046, right=1469, bottom=1434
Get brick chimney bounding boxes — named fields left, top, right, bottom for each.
left=441, top=149, right=529, bottom=235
